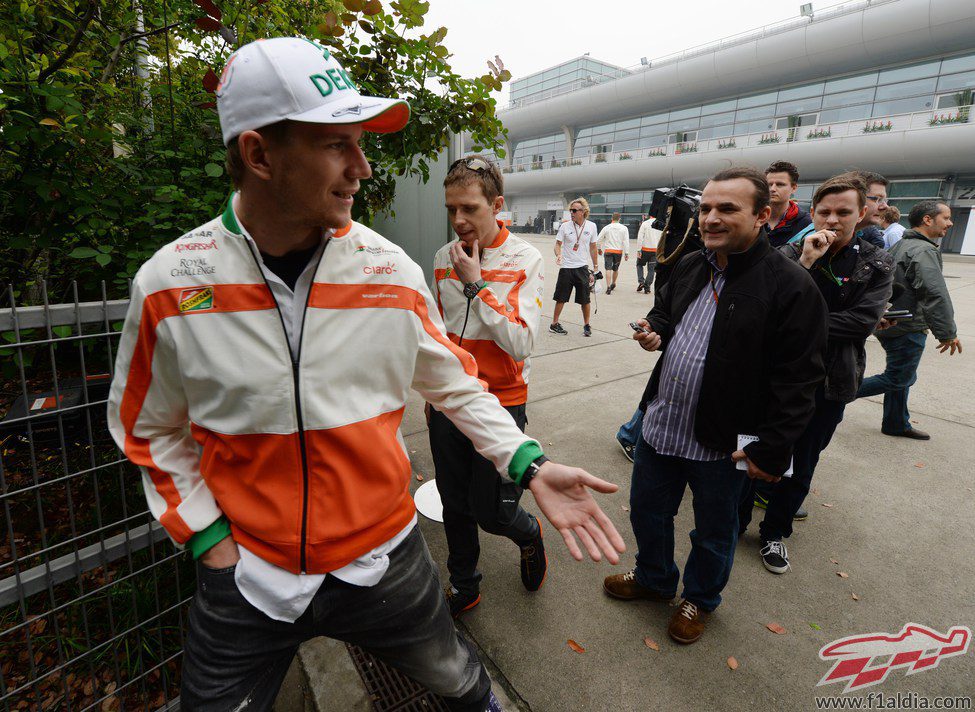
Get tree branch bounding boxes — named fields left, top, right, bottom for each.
left=38, top=0, right=99, bottom=83
left=99, top=22, right=184, bottom=83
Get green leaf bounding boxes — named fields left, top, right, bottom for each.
left=52, top=325, right=72, bottom=338
left=204, top=162, right=224, bottom=177
left=95, top=254, right=112, bottom=266
left=68, top=247, right=99, bottom=259
left=808, top=622, right=822, bottom=631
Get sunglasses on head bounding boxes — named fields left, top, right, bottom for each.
left=448, top=157, right=502, bottom=194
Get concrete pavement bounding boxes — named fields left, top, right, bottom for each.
left=292, top=236, right=975, bottom=711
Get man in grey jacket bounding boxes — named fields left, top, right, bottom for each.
left=856, top=200, right=963, bottom=440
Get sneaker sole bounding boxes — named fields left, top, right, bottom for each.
left=452, top=594, right=481, bottom=618
left=762, top=559, right=790, bottom=574
left=793, top=513, right=808, bottom=521
left=602, top=584, right=675, bottom=602
left=667, top=627, right=703, bottom=645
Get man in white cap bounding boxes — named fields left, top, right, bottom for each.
left=107, top=37, right=625, bottom=711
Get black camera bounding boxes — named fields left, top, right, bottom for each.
left=647, top=185, right=704, bottom=291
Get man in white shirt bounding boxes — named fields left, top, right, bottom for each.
left=107, top=38, right=625, bottom=712
left=636, top=215, right=661, bottom=294
left=550, top=198, right=599, bottom=337
left=596, top=212, right=630, bottom=294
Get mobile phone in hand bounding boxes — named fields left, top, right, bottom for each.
left=629, top=321, right=650, bottom=334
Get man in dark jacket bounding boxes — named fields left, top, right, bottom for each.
left=765, top=161, right=812, bottom=247
left=857, top=200, right=963, bottom=439
left=602, top=167, right=827, bottom=645
left=852, top=170, right=889, bottom=250
left=740, top=174, right=893, bottom=574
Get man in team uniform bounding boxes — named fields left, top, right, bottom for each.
left=550, top=198, right=598, bottom=337
left=635, top=214, right=660, bottom=294
left=596, top=212, right=630, bottom=294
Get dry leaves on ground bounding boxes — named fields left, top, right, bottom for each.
left=415, top=473, right=424, bottom=481
left=643, top=637, right=659, bottom=651
left=852, top=593, right=860, bottom=601
left=621, top=505, right=630, bottom=512
left=914, top=463, right=925, bottom=469
left=567, top=639, right=585, bottom=653
left=766, top=623, right=787, bottom=635
left=829, top=558, right=839, bottom=565
left=837, top=572, right=849, bottom=579
left=822, top=503, right=834, bottom=508
left=727, top=656, right=739, bottom=670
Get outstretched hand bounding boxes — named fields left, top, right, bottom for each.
left=528, top=462, right=626, bottom=564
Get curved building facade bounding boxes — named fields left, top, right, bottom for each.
left=491, top=0, right=975, bottom=254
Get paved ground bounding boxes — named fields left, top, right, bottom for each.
left=293, top=237, right=975, bottom=711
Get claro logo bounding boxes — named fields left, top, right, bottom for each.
left=363, top=261, right=397, bottom=275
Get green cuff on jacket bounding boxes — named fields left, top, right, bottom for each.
left=187, top=516, right=232, bottom=560
left=509, top=440, right=545, bottom=486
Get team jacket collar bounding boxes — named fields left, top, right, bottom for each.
left=485, top=220, right=509, bottom=250
left=220, top=192, right=352, bottom=240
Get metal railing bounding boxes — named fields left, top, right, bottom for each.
left=503, top=108, right=973, bottom=174
left=506, top=0, right=897, bottom=110
left=0, top=283, right=191, bottom=711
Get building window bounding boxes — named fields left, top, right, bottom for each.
left=937, top=70, right=975, bottom=93
left=872, top=96, right=934, bottom=116
left=937, top=90, right=975, bottom=109
left=878, top=61, right=941, bottom=84
left=822, top=87, right=876, bottom=109
left=777, top=82, right=824, bottom=101
left=874, top=77, right=937, bottom=102
left=941, top=53, right=975, bottom=74
left=774, top=113, right=818, bottom=130
left=825, top=72, right=878, bottom=93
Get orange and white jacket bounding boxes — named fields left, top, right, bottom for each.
left=637, top=219, right=661, bottom=254
left=596, top=222, right=630, bottom=256
left=431, top=224, right=543, bottom=406
left=107, top=204, right=541, bottom=575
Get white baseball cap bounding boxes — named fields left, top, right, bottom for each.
left=216, top=37, right=410, bottom=145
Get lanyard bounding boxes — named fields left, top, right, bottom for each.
left=572, top=221, right=584, bottom=251
left=709, top=267, right=721, bottom=303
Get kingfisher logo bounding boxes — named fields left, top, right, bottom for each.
left=178, top=287, right=215, bottom=313
left=818, top=624, right=971, bottom=693
left=175, top=239, right=217, bottom=253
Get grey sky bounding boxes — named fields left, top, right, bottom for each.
left=425, top=0, right=813, bottom=104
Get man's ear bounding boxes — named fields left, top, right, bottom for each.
left=493, top=195, right=505, bottom=216
left=756, top=204, right=772, bottom=227
left=858, top=205, right=868, bottom=224
left=237, top=130, right=274, bottom=182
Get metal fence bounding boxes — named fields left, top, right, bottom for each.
left=0, top=282, right=191, bottom=711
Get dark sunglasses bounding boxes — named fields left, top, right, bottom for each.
left=569, top=208, right=581, bottom=213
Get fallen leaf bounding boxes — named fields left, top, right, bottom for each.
left=911, top=419, right=918, bottom=424
left=415, top=473, right=424, bottom=481
left=727, top=656, right=739, bottom=670
left=83, top=680, right=94, bottom=696
left=547, top=442, right=553, bottom=446
left=567, top=639, right=585, bottom=653
left=766, top=623, right=787, bottom=635
left=104, top=682, right=117, bottom=695
left=822, top=503, right=834, bottom=508
left=621, top=505, right=630, bottom=512
left=643, top=637, right=659, bottom=651
left=851, top=593, right=860, bottom=601
left=808, top=622, right=822, bottom=630
left=829, top=558, right=839, bottom=565
left=410, top=449, right=416, bottom=454
left=101, top=696, right=119, bottom=712
left=811, top=488, right=820, bottom=495
left=914, top=462, right=925, bottom=469
left=837, top=572, right=849, bottom=579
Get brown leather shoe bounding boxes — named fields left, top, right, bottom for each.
left=603, top=570, right=675, bottom=601
left=668, top=599, right=708, bottom=644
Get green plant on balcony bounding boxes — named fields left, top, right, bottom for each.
left=569, top=159, right=582, bottom=166
left=675, top=142, right=698, bottom=154
left=929, top=111, right=968, bottom=126
left=759, top=133, right=781, bottom=144
left=516, top=165, right=526, bottom=172
left=550, top=158, right=566, bottom=168
left=618, top=152, right=632, bottom=160
left=717, top=139, right=737, bottom=150
left=862, top=120, right=893, bottom=133
left=806, top=128, right=831, bottom=139
left=531, top=161, right=543, bottom=170
left=646, top=148, right=666, bottom=157
left=594, top=153, right=607, bottom=163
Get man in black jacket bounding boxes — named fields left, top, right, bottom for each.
left=740, top=174, right=893, bottom=574
left=603, top=167, right=827, bottom=645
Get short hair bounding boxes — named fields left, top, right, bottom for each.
left=850, top=170, right=889, bottom=190
left=612, top=212, right=621, bottom=220
left=882, top=206, right=901, bottom=223
left=908, top=200, right=949, bottom=228
left=225, top=120, right=293, bottom=188
left=444, top=154, right=504, bottom=202
left=812, top=174, right=867, bottom=209
left=765, top=161, right=799, bottom=185
left=570, top=197, right=590, bottom=218
left=707, top=166, right=771, bottom=214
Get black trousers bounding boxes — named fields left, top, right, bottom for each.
left=429, top=405, right=539, bottom=595
left=740, top=387, right=847, bottom=541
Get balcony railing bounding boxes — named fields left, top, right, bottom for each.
left=502, top=108, right=972, bottom=173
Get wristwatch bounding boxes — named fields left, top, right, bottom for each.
left=463, top=280, right=485, bottom=299
left=519, top=455, right=550, bottom=489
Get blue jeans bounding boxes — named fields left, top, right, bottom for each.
left=856, top=332, right=927, bottom=433
left=630, top=438, right=747, bottom=612
left=617, top=406, right=644, bottom=447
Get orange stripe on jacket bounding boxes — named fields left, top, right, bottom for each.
left=309, top=283, right=480, bottom=382
left=434, top=268, right=523, bottom=284
left=118, top=283, right=276, bottom=542
left=603, top=249, right=623, bottom=255
left=453, top=338, right=527, bottom=406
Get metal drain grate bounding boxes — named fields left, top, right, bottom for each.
left=346, top=644, right=451, bottom=711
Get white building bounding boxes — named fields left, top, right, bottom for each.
left=485, top=0, right=975, bottom=254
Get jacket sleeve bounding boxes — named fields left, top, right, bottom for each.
left=106, top=273, right=222, bottom=545
left=743, top=269, right=828, bottom=476
left=621, top=226, right=630, bottom=256
left=828, top=265, right=893, bottom=341
left=410, top=266, right=542, bottom=483
left=636, top=223, right=648, bottom=250
left=470, top=248, right=543, bottom=361
left=595, top=225, right=609, bottom=248
left=909, top=248, right=957, bottom=341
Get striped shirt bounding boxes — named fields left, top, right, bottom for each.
left=642, top=252, right=728, bottom=461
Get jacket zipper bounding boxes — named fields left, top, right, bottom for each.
left=723, top=301, right=736, bottom=345
left=246, top=239, right=328, bottom=573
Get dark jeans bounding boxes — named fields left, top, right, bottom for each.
left=739, top=388, right=847, bottom=541
left=636, top=254, right=656, bottom=289
left=429, top=405, right=538, bottom=596
left=617, top=406, right=645, bottom=447
left=856, top=332, right=927, bottom=432
left=180, top=528, right=491, bottom=711
left=630, top=437, right=747, bottom=612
